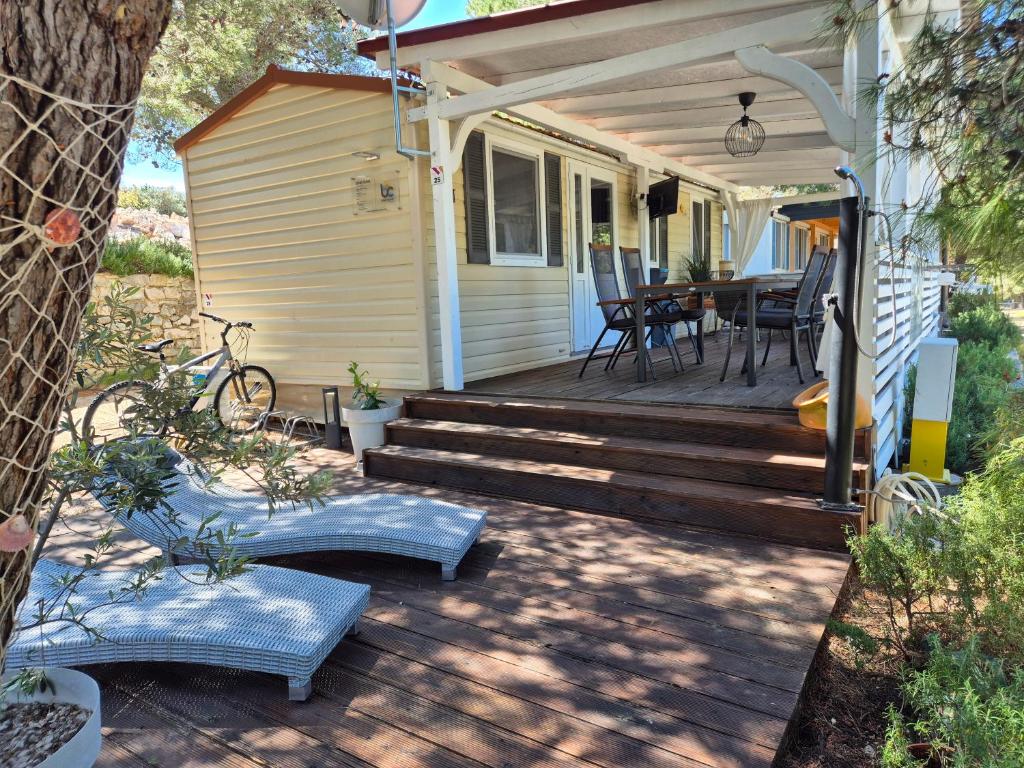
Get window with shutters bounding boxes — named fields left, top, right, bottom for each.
left=461, top=132, right=565, bottom=268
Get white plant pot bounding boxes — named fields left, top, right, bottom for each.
left=1, top=667, right=101, bottom=768
left=342, top=401, right=403, bottom=462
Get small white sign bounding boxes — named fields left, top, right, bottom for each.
left=353, top=172, right=401, bottom=215
left=431, top=164, right=445, bottom=186
left=203, top=293, right=213, bottom=307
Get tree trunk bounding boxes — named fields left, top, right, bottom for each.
left=0, top=1, right=172, bottom=669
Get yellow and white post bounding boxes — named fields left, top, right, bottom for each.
left=904, top=337, right=959, bottom=482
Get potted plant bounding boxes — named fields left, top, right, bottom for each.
left=341, top=362, right=403, bottom=463
left=685, top=251, right=714, bottom=308
left=1, top=668, right=101, bottom=768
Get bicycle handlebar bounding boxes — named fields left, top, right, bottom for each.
left=199, top=312, right=254, bottom=330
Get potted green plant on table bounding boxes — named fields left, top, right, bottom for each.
left=341, top=362, right=403, bottom=463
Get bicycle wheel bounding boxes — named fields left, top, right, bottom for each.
left=82, top=379, right=158, bottom=445
left=214, top=365, right=276, bottom=432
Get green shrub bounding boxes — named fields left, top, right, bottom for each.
left=947, top=291, right=998, bottom=320
left=103, top=237, right=193, bottom=278
left=882, top=638, right=1024, bottom=767
left=949, top=304, right=1021, bottom=350
left=118, top=184, right=187, bottom=217
left=850, top=437, right=1024, bottom=661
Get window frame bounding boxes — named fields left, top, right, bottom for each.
left=691, top=196, right=712, bottom=261
left=650, top=215, right=669, bottom=271
left=771, top=216, right=791, bottom=272
left=722, top=212, right=731, bottom=263
left=793, top=223, right=811, bottom=271
left=484, top=135, right=548, bottom=267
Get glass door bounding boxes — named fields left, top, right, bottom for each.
left=568, top=162, right=617, bottom=353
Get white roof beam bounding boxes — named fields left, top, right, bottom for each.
left=417, top=60, right=737, bottom=193
left=588, top=98, right=824, bottom=132
left=654, top=133, right=835, bottom=158
left=624, top=118, right=826, bottom=146
left=721, top=170, right=840, bottom=185
left=371, top=0, right=804, bottom=71
left=479, top=43, right=838, bottom=87
left=415, top=7, right=827, bottom=124
left=546, top=67, right=843, bottom=116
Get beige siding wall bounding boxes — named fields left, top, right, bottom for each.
left=183, top=85, right=428, bottom=414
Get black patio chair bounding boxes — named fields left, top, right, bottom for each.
left=720, top=250, right=823, bottom=385
left=620, top=246, right=704, bottom=363
left=578, top=244, right=681, bottom=378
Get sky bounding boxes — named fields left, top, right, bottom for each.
left=120, top=0, right=471, bottom=192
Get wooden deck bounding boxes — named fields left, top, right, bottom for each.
left=53, top=449, right=851, bottom=768
left=463, top=331, right=811, bottom=410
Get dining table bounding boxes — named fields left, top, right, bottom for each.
left=632, top=276, right=800, bottom=386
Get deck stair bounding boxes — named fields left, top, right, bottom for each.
left=363, top=393, right=869, bottom=551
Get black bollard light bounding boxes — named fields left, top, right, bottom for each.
left=322, top=386, right=343, bottom=450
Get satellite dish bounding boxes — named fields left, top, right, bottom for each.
left=335, top=0, right=427, bottom=30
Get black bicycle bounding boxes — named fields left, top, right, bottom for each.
left=82, top=312, right=276, bottom=444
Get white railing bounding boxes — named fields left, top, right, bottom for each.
left=871, top=259, right=942, bottom=474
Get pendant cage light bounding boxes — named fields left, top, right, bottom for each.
left=724, top=92, right=765, bottom=158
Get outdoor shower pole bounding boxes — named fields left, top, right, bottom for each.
left=822, top=194, right=868, bottom=509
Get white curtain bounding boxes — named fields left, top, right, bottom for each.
left=721, top=192, right=773, bottom=277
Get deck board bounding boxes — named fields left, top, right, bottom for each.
left=52, top=449, right=849, bottom=768
left=463, top=332, right=809, bottom=409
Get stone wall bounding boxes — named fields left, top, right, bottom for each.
left=92, top=272, right=200, bottom=355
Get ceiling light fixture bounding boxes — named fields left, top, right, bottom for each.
left=724, top=92, right=765, bottom=158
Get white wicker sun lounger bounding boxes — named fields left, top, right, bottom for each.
left=8, top=559, right=369, bottom=700
left=104, top=459, right=487, bottom=581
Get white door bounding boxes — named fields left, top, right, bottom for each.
left=568, top=162, right=617, bottom=353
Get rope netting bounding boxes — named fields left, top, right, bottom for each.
left=0, top=73, right=137, bottom=670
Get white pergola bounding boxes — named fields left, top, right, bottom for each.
left=361, top=0, right=958, bottom=391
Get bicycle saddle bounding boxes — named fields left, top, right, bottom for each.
left=136, top=339, right=173, bottom=354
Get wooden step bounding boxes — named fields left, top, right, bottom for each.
left=406, top=393, right=871, bottom=459
left=363, top=445, right=864, bottom=551
left=387, top=418, right=868, bottom=495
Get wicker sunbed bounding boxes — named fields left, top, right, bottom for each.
left=105, top=459, right=487, bottom=581
left=8, top=559, right=369, bottom=700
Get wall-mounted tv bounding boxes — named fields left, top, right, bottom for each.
left=647, top=176, right=679, bottom=220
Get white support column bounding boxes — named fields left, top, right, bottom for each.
left=849, top=1, right=881, bottom=406
left=425, top=81, right=464, bottom=391
left=636, top=166, right=651, bottom=274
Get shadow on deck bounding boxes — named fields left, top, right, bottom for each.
left=66, top=448, right=851, bottom=768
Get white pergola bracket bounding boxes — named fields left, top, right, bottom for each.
left=734, top=45, right=856, bottom=152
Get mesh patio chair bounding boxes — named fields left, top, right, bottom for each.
left=721, top=250, right=823, bottom=384
left=579, top=244, right=676, bottom=378
left=761, top=246, right=833, bottom=357
left=620, top=246, right=704, bottom=363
